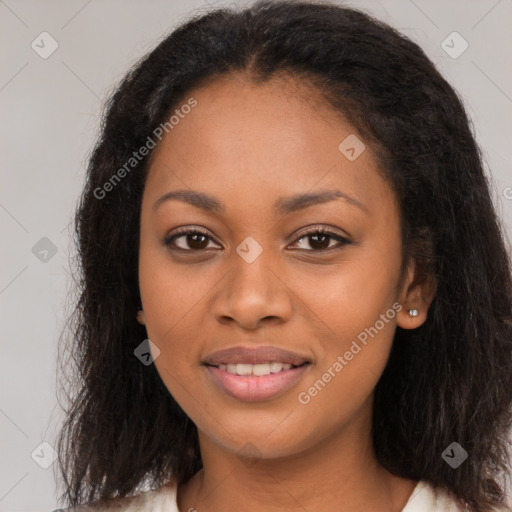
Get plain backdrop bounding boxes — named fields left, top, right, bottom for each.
left=1, top=0, right=511, bottom=510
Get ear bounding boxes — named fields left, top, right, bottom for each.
left=396, top=257, right=437, bottom=329
left=136, top=308, right=146, bottom=325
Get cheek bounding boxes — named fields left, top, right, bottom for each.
left=292, top=244, right=401, bottom=353
left=138, top=234, right=210, bottom=343
left=293, top=298, right=398, bottom=451
left=138, top=240, right=221, bottom=418
left=291, top=238, right=401, bottom=417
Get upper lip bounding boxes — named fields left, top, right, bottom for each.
left=203, top=346, right=311, bottom=367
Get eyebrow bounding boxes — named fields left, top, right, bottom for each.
left=152, top=188, right=368, bottom=215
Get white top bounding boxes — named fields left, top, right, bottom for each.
left=54, top=479, right=510, bottom=511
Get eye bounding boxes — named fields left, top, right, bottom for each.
left=289, top=226, right=351, bottom=252
left=162, top=225, right=351, bottom=254
left=163, top=227, right=220, bottom=252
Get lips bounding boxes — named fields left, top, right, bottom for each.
left=203, top=345, right=311, bottom=402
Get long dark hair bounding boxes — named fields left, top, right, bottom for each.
left=55, top=1, right=512, bottom=510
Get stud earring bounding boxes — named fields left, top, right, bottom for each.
left=408, top=308, right=419, bottom=317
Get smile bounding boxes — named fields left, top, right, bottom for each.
left=204, top=362, right=310, bottom=402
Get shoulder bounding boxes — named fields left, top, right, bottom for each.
left=402, top=480, right=511, bottom=512
left=51, top=481, right=179, bottom=512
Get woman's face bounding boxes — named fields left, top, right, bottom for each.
left=138, top=73, right=425, bottom=461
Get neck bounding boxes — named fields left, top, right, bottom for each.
left=177, top=399, right=417, bottom=512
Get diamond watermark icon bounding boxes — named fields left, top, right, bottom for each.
left=32, top=237, right=58, bottom=263
left=441, top=32, right=468, bottom=59
left=338, top=134, right=365, bottom=161
left=31, top=31, right=59, bottom=59
left=31, top=441, right=58, bottom=469
left=236, top=236, right=263, bottom=263
left=441, top=442, right=468, bottom=468
left=134, top=339, right=161, bottom=366
left=237, top=442, right=263, bottom=468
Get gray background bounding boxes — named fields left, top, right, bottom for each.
left=1, top=0, right=511, bottom=510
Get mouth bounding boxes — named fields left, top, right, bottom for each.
left=202, top=346, right=312, bottom=402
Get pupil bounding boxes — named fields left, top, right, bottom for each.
left=311, top=233, right=329, bottom=249
left=189, top=233, right=207, bottom=249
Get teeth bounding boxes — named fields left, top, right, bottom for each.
left=236, top=363, right=253, bottom=376
left=270, top=362, right=283, bottom=373
left=217, top=362, right=298, bottom=376
left=253, top=363, right=271, bottom=376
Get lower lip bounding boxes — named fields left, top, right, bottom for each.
left=205, top=364, right=310, bottom=402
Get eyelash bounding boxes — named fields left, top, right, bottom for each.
left=163, top=226, right=352, bottom=254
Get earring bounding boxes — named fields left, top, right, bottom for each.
left=408, top=308, right=419, bottom=317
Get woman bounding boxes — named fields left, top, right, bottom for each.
left=54, top=1, right=512, bottom=511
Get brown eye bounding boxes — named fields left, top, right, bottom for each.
left=163, top=229, right=220, bottom=251
left=290, top=228, right=351, bottom=252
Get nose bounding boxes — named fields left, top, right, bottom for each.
left=211, top=248, right=293, bottom=330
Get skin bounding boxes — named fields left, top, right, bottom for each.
left=137, top=71, right=436, bottom=512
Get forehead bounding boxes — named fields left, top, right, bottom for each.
left=143, top=72, right=393, bottom=219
